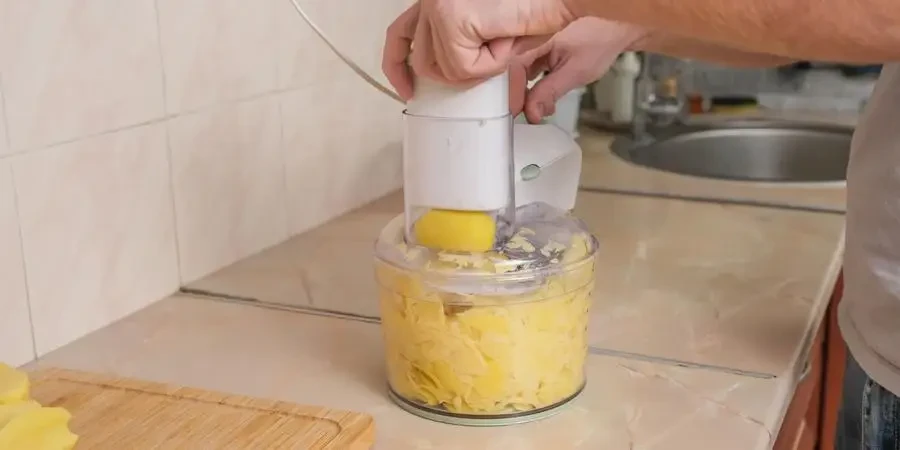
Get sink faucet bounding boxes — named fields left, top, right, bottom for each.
left=631, top=53, right=686, bottom=143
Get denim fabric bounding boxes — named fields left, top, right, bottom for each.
left=836, top=354, right=900, bottom=449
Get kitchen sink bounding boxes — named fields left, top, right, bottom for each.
left=610, top=120, right=853, bottom=182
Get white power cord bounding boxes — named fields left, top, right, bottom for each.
left=285, top=0, right=405, bottom=104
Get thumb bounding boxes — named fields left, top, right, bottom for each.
left=524, top=62, right=581, bottom=124
left=508, top=58, right=528, bottom=116
left=508, top=39, right=553, bottom=116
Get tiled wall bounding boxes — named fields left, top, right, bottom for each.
left=0, top=0, right=406, bottom=366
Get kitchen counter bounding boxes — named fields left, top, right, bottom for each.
left=186, top=188, right=844, bottom=377
left=29, top=294, right=794, bottom=450
left=32, top=202, right=844, bottom=449
left=28, top=124, right=847, bottom=449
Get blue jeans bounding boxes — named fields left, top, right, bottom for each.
left=836, top=354, right=900, bottom=449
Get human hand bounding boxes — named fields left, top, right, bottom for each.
left=508, top=17, right=647, bottom=123
left=382, top=0, right=579, bottom=100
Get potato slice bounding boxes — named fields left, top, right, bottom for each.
left=0, top=363, right=29, bottom=405
left=0, top=406, right=78, bottom=450
left=0, top=400, right=41, bottom=427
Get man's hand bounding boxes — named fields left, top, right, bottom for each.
left=509, top=18, right=646, bottom=123
left=381, top=0, right=578, bottom=100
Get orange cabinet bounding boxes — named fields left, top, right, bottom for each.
left=773, top=272, right=843, bottom=450
left=773, top=316, right=825, bottom=450
left=820, top=273, right=845, bottom=450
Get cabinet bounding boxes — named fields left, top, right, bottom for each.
left=820, top=273, right=845, bottom=450
left=773, top=272, right=843, bottom=450
left=773, top=314, right=825, bottom=450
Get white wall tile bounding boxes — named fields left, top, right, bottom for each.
left=0, top=161, right=33, bottom=366
left=341, top=80, right=403, bottom=207
left=279, top=86, right=337, bottom=234
left=12, top=124, right=179, bottom=355
left=168, top=95, right=288, bottom=283
left=275, top=0, right=412, bottom=92
left=156, top=0, right=278, bottom=114
left=0, top=0, right=165, bottom=151
left=281, top=80, right=402, bottom=236
left=275, top=0, right=347, bottom=90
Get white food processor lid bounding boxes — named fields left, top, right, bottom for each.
left=374, top=203, right=598, bottom=296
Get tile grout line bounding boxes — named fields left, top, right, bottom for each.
left=180, top=289, right=380, bottom=324
left=0, top=0, right=358, bottom=160
left=273, top=0, right=295, bottom=239
left=6, top=163, right=39, bottom=360
left=152, top=0, right=184, bottom=285
left=588, top=347, right=775, bottom=379
left=578, top=186, right=847, bottom=215
left=180, top=288, right=778, bottom=379
left=0, top=76, right=12, bottom=153
left=0, top=84, right=29, bottom=360
left=0, top=84, right=321, bottom=161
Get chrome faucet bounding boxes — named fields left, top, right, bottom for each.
left=631, top=53, right=686, bottom=143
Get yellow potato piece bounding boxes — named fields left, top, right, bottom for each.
left=414, top=209, right=496, bottom=253
left=0, top=406, right=79, bottom=450
left=0, top=363, right=29, bottom=405
left=0, top=401, right=41, bottom=427
left=381, top=280, right=594, bottom=414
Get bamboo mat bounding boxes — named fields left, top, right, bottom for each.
left=28, top=368, right=375, bottom=449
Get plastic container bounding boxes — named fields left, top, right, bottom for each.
left=611, top=52, right=641, bottom=123
left=374, top=204, right=598, bottom=426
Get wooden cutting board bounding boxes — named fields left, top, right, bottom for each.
left=28, top=368, right=375, bottom=450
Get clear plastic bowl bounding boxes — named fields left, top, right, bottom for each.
left=374, top=211, right=597, bottom=425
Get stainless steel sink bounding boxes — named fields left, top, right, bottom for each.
left=610, top=120, right=853, bottom=182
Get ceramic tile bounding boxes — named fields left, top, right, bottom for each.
left=33, top=295, right=781, bottom=450
left=279, top=83, right=345, bottom=235
left=0, top=0, right=165, bottom=151
left=168, top=95, right=288, bottom=283
left=155, top=0, right=278, bottom=113
left=0, top=161, right=33, bottom=366
left=189, top=233, right=381, bottom=316
left=576, top=191, right=844, bottom=376
left=274, top=0, right=347, bottom=90
left=275, top=0, right=411, bottom=91
left=12, top=124, right=179, bottom=356
left=184, top=242, right=312, bottom=308
left=0, top=87, right=9, bottom=156
left=188, top=189, right=843, bottom=378
left=578, top=128, right=847, bottom=212
left=280, top=80, right=402, bottom=236
left=184, top=195, right=399, bottom=312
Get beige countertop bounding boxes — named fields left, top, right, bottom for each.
left=30, top=123, right=848, bottom=449
left=30, top=294, right=786, bottom=450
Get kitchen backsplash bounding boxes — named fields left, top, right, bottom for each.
left=0, top=0, right=406, bottom=365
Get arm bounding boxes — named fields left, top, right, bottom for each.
left=566, top=0, right=900, bottom=63
left=632, top=32, right=796, bottom=68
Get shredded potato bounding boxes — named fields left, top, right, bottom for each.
left=376, top=232, right=595, bottom=415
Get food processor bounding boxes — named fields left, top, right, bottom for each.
left=374, top=73, right=598, bottom=426
left=287, top=0, right=599, bottom=427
